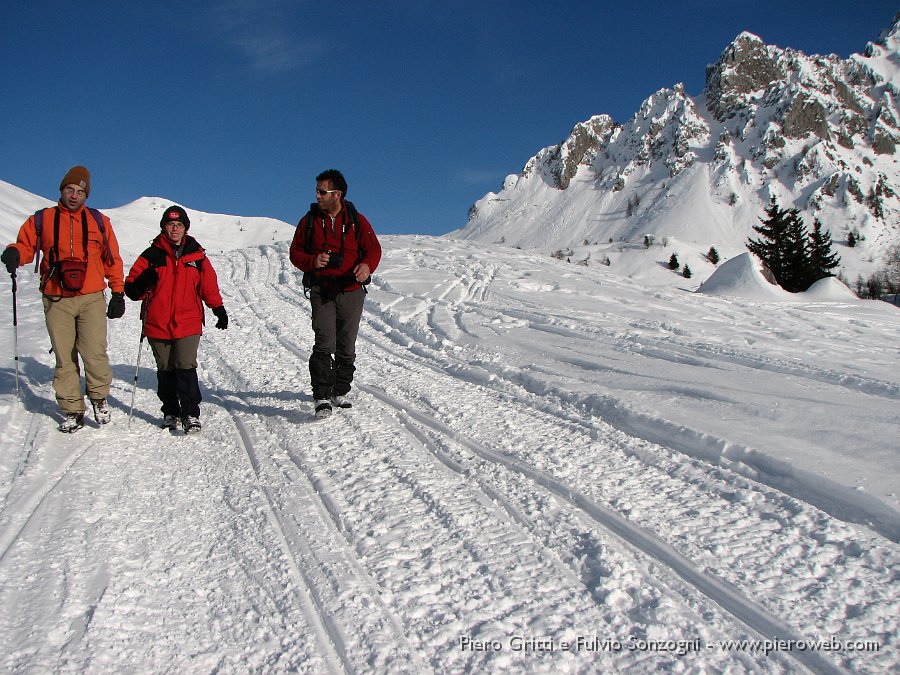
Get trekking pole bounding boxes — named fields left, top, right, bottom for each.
left=10, top=270, right=19, bottom=398
left=127, top=333, right=144, bottom=429
left=128, top=298, right=150, bottom=429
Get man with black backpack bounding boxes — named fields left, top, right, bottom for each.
left=1, top=165, right=126, bottom=432
left=289, top=169, right=381, bottom=419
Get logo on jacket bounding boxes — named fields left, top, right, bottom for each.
left=185, top=260, right=200, bottom=269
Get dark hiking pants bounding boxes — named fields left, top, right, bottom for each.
left=149, top=335, right=202, bottom=418
left=309, top=286, right=365, bottom=400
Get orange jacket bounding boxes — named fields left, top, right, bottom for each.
left=5, top=202, right=124, bottom=297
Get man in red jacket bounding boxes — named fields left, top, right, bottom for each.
left=289, top=169, right=381, bottom=419
left=124, top=205, right=228, bottom=433
left=1, top=166, right=126, bottom=432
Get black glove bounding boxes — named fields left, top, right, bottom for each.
left=124, top=266, right=158, bottom=301
left=107, top=292, right=126, bottom=319
left=1, top=247, right=20, bottom=274
left=212, top=306, right=228, bottom=330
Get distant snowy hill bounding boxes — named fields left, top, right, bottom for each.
left=453, top=15, right=900, bottom=289
left=0, top=179, right=292, bottom=262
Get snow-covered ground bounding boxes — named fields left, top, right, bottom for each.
left=0, top=189, right=898, bottom=672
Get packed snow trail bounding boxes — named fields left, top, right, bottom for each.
left=0, top=238, right=896, bottom=672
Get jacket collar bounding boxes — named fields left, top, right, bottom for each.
left=153, top=232, right=202, bottom=257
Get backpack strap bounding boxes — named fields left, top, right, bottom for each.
left=86, top=207, right=115, bottom=266
left=32, top=206, right=115, bottom=270
left=50, top=208, right=88, bottom=262
left=33, top=209, right=45, bottom=272
left=302, top=200, right=363, bottom=252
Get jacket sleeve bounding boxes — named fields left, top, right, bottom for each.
left=101, top=214, right=125, bottom=293
left=357, top=213, right=382, bottom=274
left=9, top=214, right=40, bottom=266
left=123, top=254, right=152, bottom=301
left=199, top=256, right=224, bottom=309
left=289, top=215, right=316, bottom=272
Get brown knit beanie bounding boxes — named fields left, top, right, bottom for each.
left=59, top=165, right=91, bottom=196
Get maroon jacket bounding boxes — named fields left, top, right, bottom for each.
left=289, top=201, right=381, bottom=292
left=125, top=234, right=223, bottom=340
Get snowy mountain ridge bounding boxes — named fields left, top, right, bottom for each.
left=455, top=15, right=900, bottom=287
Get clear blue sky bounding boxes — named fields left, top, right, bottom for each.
left=1, top=1, right=896, bottom=235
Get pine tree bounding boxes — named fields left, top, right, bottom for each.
left=747, top=197, right=812, bottom=292
left=747, top=198, right=790, bottom=286
left=668, top=253, right=679, bottom=270
left=780, top=209, right=813, bottom=292
left=706, top=246, right=720, bottom=264
left=807, top=219, right=841, bottom=283
left=683, top=265, right=692, bottom=278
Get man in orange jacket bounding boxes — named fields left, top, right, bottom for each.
left=1, top=166, right=126, bottom=432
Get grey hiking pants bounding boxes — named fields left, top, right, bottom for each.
left=309, top=286, right=365, bottom=400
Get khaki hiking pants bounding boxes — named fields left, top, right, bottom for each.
left=42, top=292, right=112, bottom=413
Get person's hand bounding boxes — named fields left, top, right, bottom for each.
left=212, top=306, right=228, bottom=330
left=315, top=252, right=331, bottom=269
left=124, top=266, right=159, bottom=300
left=107, top=292, right=126, bottom=319
left=354, top=262, right=371, bottom=283
left=1, top=247, right=20, bottom=274
left=137, top=266, right=158, bottom=288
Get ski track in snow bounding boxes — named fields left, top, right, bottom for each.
left=0, top=239, right=896, bottom=673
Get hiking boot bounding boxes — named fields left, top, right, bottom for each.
left=331, top=394, right=351, bottom=409
left=59, top=412, right=85, bottom=433
left=91, top=398, right=111, bottom=425
left=182, top=416, right=202, bottom=434
left=162, top=414, right=179, bottom=430
left=314, top=399, right=332, bottom=419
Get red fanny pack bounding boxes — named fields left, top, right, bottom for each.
left=58, top=258, right=87, bottom=292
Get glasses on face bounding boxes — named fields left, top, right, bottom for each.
left=316, top=188, right=340, bottom=196
left=164, top=221, right=186, bottom=229
left=63, top=187, right=85, bottom=196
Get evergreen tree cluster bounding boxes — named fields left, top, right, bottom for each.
left=746, top=198, right=841, bottom=292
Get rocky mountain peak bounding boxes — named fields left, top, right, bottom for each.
left=867, top=12, right=900, bottom=56
left=705, top=32, right=784, bottom=121
left=525, top=115, right=618, bottom=189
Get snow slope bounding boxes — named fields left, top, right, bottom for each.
left=0, top=189, right=898, bottom=672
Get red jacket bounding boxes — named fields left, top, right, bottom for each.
left=5, top=203, right=124, bottom=296
left=289, top=202, right=381, bottom=292
left=125, top=234, right=223, bottom=340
